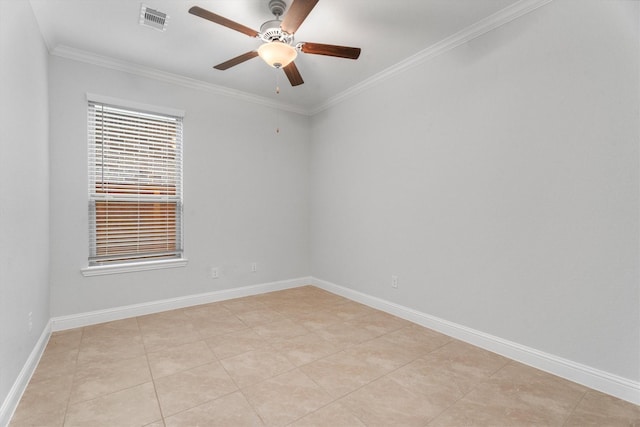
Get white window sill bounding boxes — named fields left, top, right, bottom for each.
left=81, top=258, right=188, bottom=277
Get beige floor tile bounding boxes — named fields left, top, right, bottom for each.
left=64, top=382, right=161, bottom=427
left=141, top=323, right=202, bottom=353
left=260, top=295, right=306, bottom=309
left=205, top=328, right=268, bottom=359
left=69, top=354, right=151, bottom=404
left=154, top=361, right=238, bottom=417
left=9, top=408, right=67, bottom=427
left=45, top=329, right=83, bottom=355
left=78, top=321, right=143, bottom=358
left=137, top=309, right=192, bottom=331
left=300, top=350, right=389, bottom=398
left=147, top=340, right=216, bottom=378
left=339, top=375, right=443, bottom=426
left=252, top=288, right=296, bottom=300
left=255, top=287, right=323, bottom=305
left=430, top=362, right=587, bottom=426
left=268, top=303, right=318, bottom=319
left=429, top=398, right=544, bottom=426
left=81, top=317, right=140, bottom=339
left=234, top=308, right=286, bottom=327
left=329, top=301, right=378, bottom=321
left=289, top=401, right=366, bottom=427
left=251, top=318, right=310, bottom=342
left=181, top=302, right=233, bottom=322
left=390, top=339, right=509, bottom=397
left=221, top=297, right=268, bottom=314
left=164, top=391, right=264, bottom=426
left=347, top=310, right=411, bottom=336
left=77, top=332, right=146, bottom=365
left=378, top=323, right=452, bottom=357
left=10, top=375, right=73, bottom=426
left=192, top=314, right=248, bottom=339
left=242, top=369, right=333, bottom=426
left=29, top=348, right=78, bottom=384
left=313, top=320, right=379, bottom=349
left=344, top=335, right=425, bottom=372
left=384, top=360, right=469, bottom=413
left=564, top=390, right=640, bottom=426
left=290, top=309, right=344, bottom=330
left=220, top=347, right=295, bottom=388
left=142, top=421, right=165, bottom=427
left=291, top=287, right=350, bottom=307
left=275, top=332, right=340, bottom=366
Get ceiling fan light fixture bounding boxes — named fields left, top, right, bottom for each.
left=258, top=42, right=297, bottom=69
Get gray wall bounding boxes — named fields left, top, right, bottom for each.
left=310, top=0, right=639, bottom=381
left=48, top=57, right=311, bottom=317
left=0, top=0, right=50, bottom=420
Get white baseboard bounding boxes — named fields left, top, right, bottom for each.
left=311, top=277, right=640, bottom=406
left=51, top=276, right=312, bottom=331
left=0, top=321, right=51, bottom=427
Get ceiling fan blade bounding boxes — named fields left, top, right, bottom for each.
left=189, top=6, right=259, bottom=38
left=280, top=0, right=319, bottom=34
left=213, top=51, right=259, bottom=70
left=283, top=62, right=304, bottom=86
left=301, top=42, right=361, bottom=59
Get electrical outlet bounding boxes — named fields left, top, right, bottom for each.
left=391, top=275, right=398, bottom=289
left=251, top=262, right=257, bottom=273
left=28, top=312, right=33, bottom=332
left=211, top=267, right=219, bottom=279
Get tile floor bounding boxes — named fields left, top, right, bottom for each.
left=9, top=285, right=640, bottom=426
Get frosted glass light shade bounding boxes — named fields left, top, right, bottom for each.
left=257, top=42, right=297, bottom=68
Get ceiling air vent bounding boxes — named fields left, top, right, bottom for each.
left=139, top=4, right=168, bottom=31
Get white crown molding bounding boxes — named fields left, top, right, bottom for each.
left=50, top=45, right=312, bottom=116
left=310, top=0, right=554, bottom=115
left=310, top=277, right=640, bottom=406
left=50, top=0, right=552, bottom=118
left=0, top=321, right=51, bottom=427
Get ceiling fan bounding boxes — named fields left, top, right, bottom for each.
left=188, top=0, right=361, bottom=87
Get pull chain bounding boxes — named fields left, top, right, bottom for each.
left=275, top=69, right=280, bottom=134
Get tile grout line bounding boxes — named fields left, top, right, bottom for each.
left=61, top=327, right=85, bottom=427
left=560, top=389, right=588, bottom=427
left=137, top=315, right=167, bottom=426
left=210, top=330, right=270, bottom=426
left=237, top=384, right=268, bottom=425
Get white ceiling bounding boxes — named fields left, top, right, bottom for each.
left=30, top=0, right=521, bottom=112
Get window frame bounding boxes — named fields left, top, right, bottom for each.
left=81, top=94, right=187, bottom=276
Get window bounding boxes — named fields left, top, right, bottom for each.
left=86, top=98, right=184, bottom=271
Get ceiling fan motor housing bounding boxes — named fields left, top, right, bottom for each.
left=259, top=20, right=294, bottom=44
left=259, top=0, right=294, bottom=44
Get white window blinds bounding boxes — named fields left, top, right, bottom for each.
left=88, top=100, right=183, bottom=266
